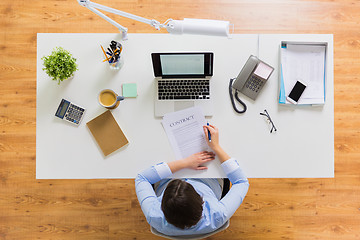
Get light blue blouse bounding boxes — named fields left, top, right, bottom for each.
left=135, top=158, right=249, bottom=236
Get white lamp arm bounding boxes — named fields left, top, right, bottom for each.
left=78, top=0, right=231, bottom=39
left=78, top=0, right=162, bottom=39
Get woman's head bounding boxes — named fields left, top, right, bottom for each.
left=161, top=179, right=203, bottom=229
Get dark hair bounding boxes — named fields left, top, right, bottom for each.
left=161, top=179, right=203, bottom=229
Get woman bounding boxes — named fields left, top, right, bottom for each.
left=135, top=124, right=249, bottom=236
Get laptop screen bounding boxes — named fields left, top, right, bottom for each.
left=160, top=54, right=204, bottom=75
left=152, top=52, right=213, bottom=78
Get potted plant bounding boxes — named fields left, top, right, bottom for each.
left=42, top=47, right=78, bottom=84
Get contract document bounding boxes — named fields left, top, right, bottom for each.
left=162, top=107, right=210, bottom=160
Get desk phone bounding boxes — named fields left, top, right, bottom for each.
left=55, top=99, right=85, bottom=126
left=232, top=55, right=274, bottom=100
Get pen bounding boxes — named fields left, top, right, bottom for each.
left=207, top=122, right=211, bottom=142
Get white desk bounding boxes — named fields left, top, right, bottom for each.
left=36, top=33, right=334, bottom=179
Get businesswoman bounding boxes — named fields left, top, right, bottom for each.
left=135, top=124, right=249, bottom=236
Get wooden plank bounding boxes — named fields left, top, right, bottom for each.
left=1, top=0, right=360, bottom=239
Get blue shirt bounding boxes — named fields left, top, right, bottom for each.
left=135, top=158, right=249, bottom=236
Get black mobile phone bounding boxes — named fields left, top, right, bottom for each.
left=287, top=80, right=307, bottom=104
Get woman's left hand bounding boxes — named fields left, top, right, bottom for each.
left=182, top=151, right=216, bottom=170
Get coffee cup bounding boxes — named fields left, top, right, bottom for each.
left=98, top=89, right=124, bottom=109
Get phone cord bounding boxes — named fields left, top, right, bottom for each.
left=229, top=78, right=247, bottom=114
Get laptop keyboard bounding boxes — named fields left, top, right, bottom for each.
left=158, top=79, right=210, bottom=100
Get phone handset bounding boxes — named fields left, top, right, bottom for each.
left=229, top=78, right=247, bottom=114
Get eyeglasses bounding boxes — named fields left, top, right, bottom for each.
left=260, top=109, right=277, bottom=133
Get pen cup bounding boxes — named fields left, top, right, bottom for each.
left=109, top=55, right=124, bottom=70
left=105, top=40, right=124, bottom=70
left=98, top=89, right=124, bottom=109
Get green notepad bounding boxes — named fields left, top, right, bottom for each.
left=122, top=83, right=137, bottom=97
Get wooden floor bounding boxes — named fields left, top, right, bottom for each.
left=1, top=0, right=360, bottom=239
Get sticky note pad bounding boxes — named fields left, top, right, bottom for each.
left=122, top=83, right=137, bottom=97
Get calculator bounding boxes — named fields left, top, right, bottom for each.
left=55, top=99, right=85, bottom=125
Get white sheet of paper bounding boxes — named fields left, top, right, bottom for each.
left=162, top=107, right=209, bottom=160
left=281, top=44, right=326, bottom=104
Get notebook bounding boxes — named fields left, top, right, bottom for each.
left=86, top=110, right=129, bottom=156
left=151, top=52, right=214, bottom=117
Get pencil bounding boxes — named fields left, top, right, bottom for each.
left=100, top=45, right=109, bottom=63
left=102, top=57, right=112, bottom=62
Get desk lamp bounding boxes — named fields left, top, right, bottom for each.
left=78, top=0, right=232, bottom=40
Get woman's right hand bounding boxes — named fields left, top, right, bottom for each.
left=203, top=124, right=220, bottom=152
left=203, top=124, right=231, bottom=163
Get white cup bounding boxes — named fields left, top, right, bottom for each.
left=98, top=89, right=124, bottom=109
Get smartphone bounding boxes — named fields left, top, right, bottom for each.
left=287, top=80, right=307, bottom=104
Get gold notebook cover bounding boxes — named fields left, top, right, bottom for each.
left=87, top=110, right=129, bottom=156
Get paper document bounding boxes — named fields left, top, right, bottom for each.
left=162, top=107, right=209, bottom=160
left=280, top=43, right=326, bottom=104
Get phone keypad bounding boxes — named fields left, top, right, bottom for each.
left=246, top=75, right=264, bottom=93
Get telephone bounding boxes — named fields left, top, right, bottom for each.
left=229, top=55, right=274, bottom=113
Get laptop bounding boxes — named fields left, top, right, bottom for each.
left=151, top=52, right=214, bottom=117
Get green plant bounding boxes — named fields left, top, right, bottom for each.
left=42, top=47, right=78, bottom=84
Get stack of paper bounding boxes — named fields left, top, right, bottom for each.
left=279, top=42, right=326, bottom=105
left=162, top=107, right=209, bottom=160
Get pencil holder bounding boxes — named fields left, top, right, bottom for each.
left=109, top=55, right=124, bottom=70
left=101, top=40, right=124, bottom=70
